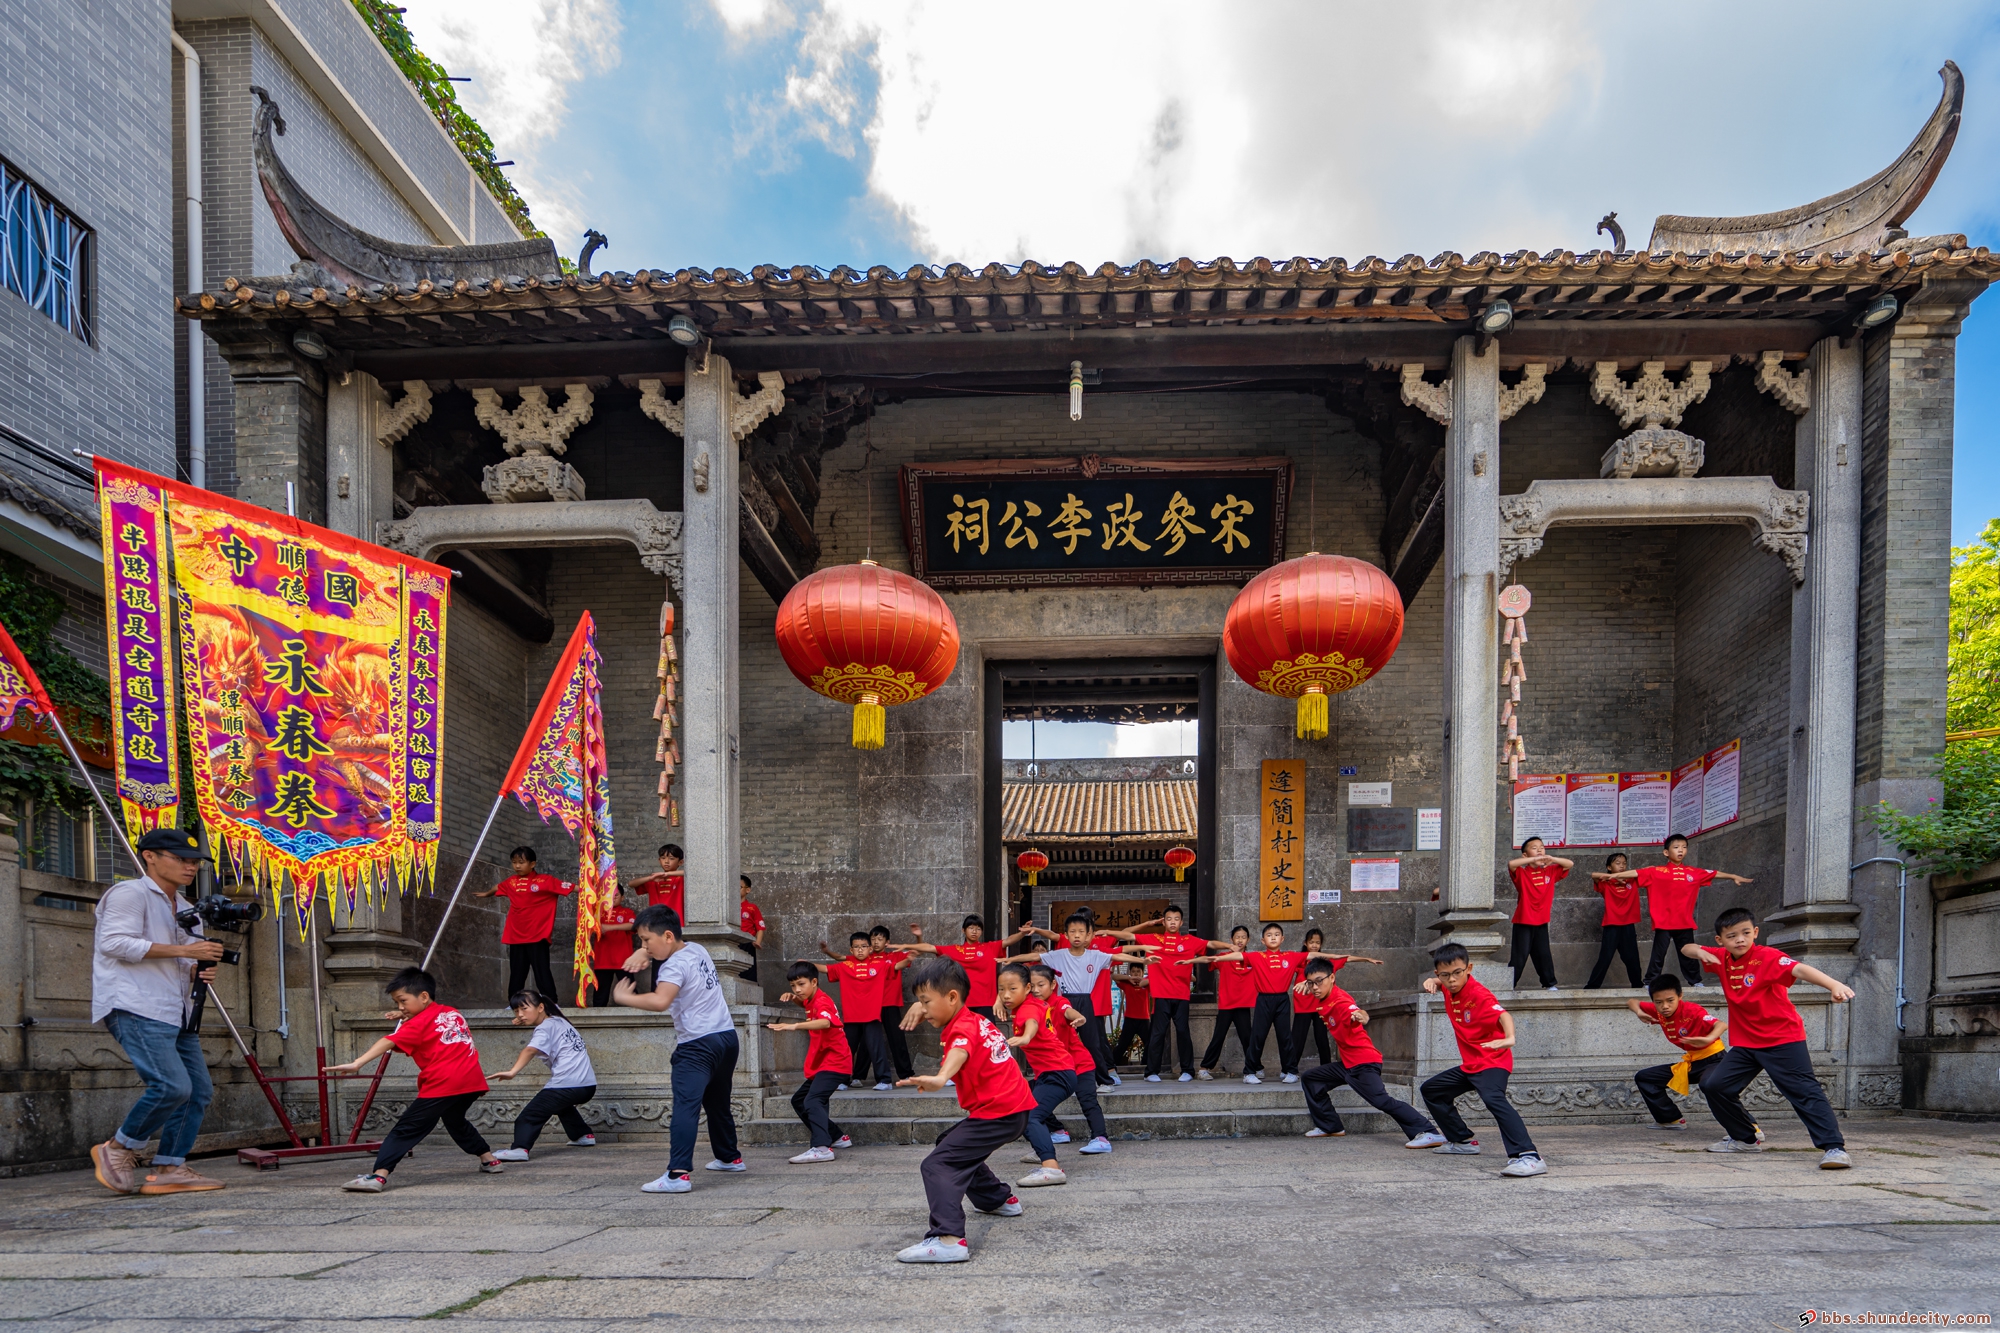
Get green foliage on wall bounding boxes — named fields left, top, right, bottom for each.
left=1946, top=518, right=2000, bottom=734
left=0, top=553, right=109, bottom=815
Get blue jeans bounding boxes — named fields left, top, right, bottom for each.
left=667, top=1029, right=740, bottom=1174
left=104, top=1010, right=212, bottom=1167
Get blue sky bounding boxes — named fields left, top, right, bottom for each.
left=412, top=0, right=2000, bottom=543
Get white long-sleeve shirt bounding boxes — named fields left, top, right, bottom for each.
left=92, top=875, right=202, bottom=1027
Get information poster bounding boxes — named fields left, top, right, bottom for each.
left=1564, top=773, right=1619, bottom=847
left=1307, top=888, right=1341, bottom=905
left=1669, top=758, right=1705, bottom=840
left=1510, top=774, right=1567, bottom=848
left=1416, top=808, right=1442, bottom=850
left=1617, top=772, right=1671, bottom=845
left=1259, top=759, right=1306, bottom=921
left=1700, top=739, right=1741, bottom=832
left=1347, top=782, right=1392, bottom=806
left=1349, top=858, right=1400, bottom=891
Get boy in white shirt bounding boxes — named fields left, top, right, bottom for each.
left=489, top=989, right=599, bottom=1160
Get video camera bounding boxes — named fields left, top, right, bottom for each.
left=176, top=894, right=263, bottom=1033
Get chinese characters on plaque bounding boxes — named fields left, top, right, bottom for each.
left=1259, top=759, right=1305, bottom=921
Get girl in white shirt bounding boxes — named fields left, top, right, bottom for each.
left=489, top=990, right=598, bottom=1160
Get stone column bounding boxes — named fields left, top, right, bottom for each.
left=677, top=351, right=751, bottom=991
left=225, top=335, right=329, bottom=523
left=1435, top=335, right=1508, bottom=977
left=1770, top=339, right=1863, bottom=957
left=0, top=814, right=21, bottom=1069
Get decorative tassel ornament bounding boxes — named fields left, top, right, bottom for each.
left=853, top=692, right=886, bottom=750
left=1295, top=684, right=1329, bottom=741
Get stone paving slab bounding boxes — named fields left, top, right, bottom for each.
left=0, top=1118, right=1994, bottom=1327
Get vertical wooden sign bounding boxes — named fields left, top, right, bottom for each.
left=1259, top=759, right=1306, bottom=921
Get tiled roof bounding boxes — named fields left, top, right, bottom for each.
left=1001, top=779, right=1198, bottom=844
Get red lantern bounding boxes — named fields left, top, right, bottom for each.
left=1163, top=845, right=1195, bottom=882
left=775, top=560, right=961, bottom=749
left=1017, top=848, right=1049, bottom=886
left=1223, top=552, right=1404, bottom=740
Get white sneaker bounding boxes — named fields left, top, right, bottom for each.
left=1177, top=1072, right=1192, bottom=1082
left=1106, top=1072, right=1122, bottom=1086
left=1432, top=1141, right=1481, bottom=1155
left=705, top=1158, right=747, bottom=1172
left=1501, top=1154, right=1548, bottom=1177
left=1280, top=1072, right=1300, bottom=1084
left=944, top=1080, right=955, bottom=1087
left=1545, top=986, right=1560, bottom=993
left=641, top=1172, right=691, bottom=1193
left=1706, top=1137, right=1765, bottom=1154
left=1820, top=1148, right=1852, bottom=1170
left=1015, top=1166, right=1068, bottom=1188
left=1079, top=1136, right=1112, bottom=1155
left=1404, top=1132, right=1447, bottom=1149
left=789, top=1146, right=835, bottom=1164
left=490, top=1147, right=530, bottom=1162
left=873, top=1082, right=894, bottom=1091
left=831, top=1135, right=853, bottom=1149
left=897, top=1236, right=970, bottom=1263
left=568, top=1134, right=596, bottom=1147
left=1144, top=1074, right=1162, bottom=1083
left=977, top=1195, right=1023, bottom=1216
left=1050, top=1130, right=1071, bottom=1144
left=1195, top=1069, right=1214, bottom=1081
left=1304, top=1128, right=1344, bottom=1138
left=1242, top=1073, right=1263, bottom=1084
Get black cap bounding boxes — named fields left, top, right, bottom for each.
left=135, top=828, right=202, bottom=859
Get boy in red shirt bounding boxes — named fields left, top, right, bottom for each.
left=1586, top=852, right=1644, bottom=989
left=474, top=846, right=573, bottom=1010
left=995, top=962, right=1074, bottom=1188
left=822, top=931, right=895, bottom=1090
left=625, top=843, right=685, bottom=917
left=766, top=961, right=854, bottom=1164
left=1298, top=958, right=1444, bottom=1147
left=1506, top=836, right=1572, bottom=990
left=326, top=967, right=502, bottom=1191
left=1683, top=908, right=1854, bottom=1168
left=1205, top=923, right=1353, bottom=1084
left=893, top=956, right=1036, bottom=1264
left=1418, top=942, right=1546, bottom=1176
left=1133, top=906, right=1210, bottom=1081
left=1194, top=925, right=1255, bottom=1079
left=739, top=874, right=765, bottom=983
left=589, top=883, right=638, bottom=1007
left=1626, top=973, right=1731, bottom=1130
left=899, top=915, right=1035, bottom=1025
left=866, top=924, right=916, bottom=1082
left=1111, top=963, right=1152, bottom=1067
left=1604, top=833, right=1753, bottom=987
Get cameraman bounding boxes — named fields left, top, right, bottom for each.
left=88, top=828, right=227, bottom=1196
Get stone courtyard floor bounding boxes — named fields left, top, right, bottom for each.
left=1, top=1115, right=1996, bottom=1330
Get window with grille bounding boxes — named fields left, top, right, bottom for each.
left=22, top=799, right=96, bottom=881
left=0, top=157, right=92, bottom=343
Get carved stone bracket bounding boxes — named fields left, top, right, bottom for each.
left=1496, top=476, right=1809, bottom=584
left=377, top=498, right=684, bottom=596
left=1600, top=427, right=1706, bottom=479
left=471, top=384, right=595, bottom=457
left=1399, top=363, right=1547, bottom=427
left=1590, top=360, right=1711, bottom=430
left=1498, top=364, right=1549, bottom=421
left=1755, top=350, right=1812, bottom=416
left=638, top=378, right=682, bottom=435
left=636, top=372, right=786, bottom=442
left=482, top=454, right=586, bottom=505
left=377, top=380, right=432, bottom=448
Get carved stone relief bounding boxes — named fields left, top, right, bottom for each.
left=471, top=384, right=596, bottom=504
left=1399, top=363, right=1548, bottom=427
left=377, top=380, right=433, bottom=448
left=1600, top=427, right=1706, bottom=479
left=636, top=372, right=787, bottom=442
left=1755, top=350, right=1813, bottom=416
left=1496, top=476, right=1809, bottom=583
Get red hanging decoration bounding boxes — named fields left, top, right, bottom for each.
left=774, top=560, right=960, bottom=749
left=1223, top=552, right=1405, bottom=740
left=1163, top=845, right=1195, bottom=882
left=1017, top=847, right=1049, bottom=887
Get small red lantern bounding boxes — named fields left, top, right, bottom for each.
left=1017, top=848, right=1049, bottom=886
left=1163, top=845, right=1195, bottom=882
left=775, top=560, right=961, bottom=749
left=1223, top=552, right=1405, bottom=741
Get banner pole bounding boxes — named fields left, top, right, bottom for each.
left=420, top=790, right=505, bottom=971
left=45, top=711, right=137, bottom=867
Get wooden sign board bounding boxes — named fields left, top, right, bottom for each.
left=1347, top=806, right=1414, bottom=853
left=1049, top=898, right=1172, bottom=933
left=1259, top=759, right=1305, bottom=921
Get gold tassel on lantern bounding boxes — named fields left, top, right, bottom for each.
left=853, top=692, right=886, bottom=750
left=1296, top=684, right=1329, bottom=741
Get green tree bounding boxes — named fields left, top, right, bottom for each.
left=1947, top=518, right=2000, bottom=733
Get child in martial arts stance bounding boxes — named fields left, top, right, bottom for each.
left=1682, top=908, right=1854, bottom=1169
left=1194, top=925, right=1256, bottom=1079
left=1024, top=964, right=1114, bottom=1157
left=819, top=931, right=895, bottom=1090
left=1013, top=914, right=1149, bottom=1088
left=1586, top=852, right=1644, bottom=989
left=327, top=967, right=502, bottom=1191
left=1418, top=942, right=1547, bottom=1177
left=488, top=989, right=597, bottom=1160
left=1111, top=963, right=1152, bottom=1067
left=1297, top=959, right=1444, bottom=1148
left=765, top=961, right=854, bottom=1163
left=994, top=962, right=1074, bottom=1188
left=892, top=956, right=1036, bottom=1264
left=899, top=915, right=1037, bottom=1025
left=1604, top=833, right=1755, bottom=986
left=1506, top=837, right=1572, bottom=990
left=1626, top=974, right=1743, bottom=1133
left=1291, top=928, right=1333, bottom=1067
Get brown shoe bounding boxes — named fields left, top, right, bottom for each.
left=91, top=1140, right=141, bottom=1195
left=138, top=1163, right=226, bottom=1195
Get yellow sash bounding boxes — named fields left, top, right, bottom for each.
left=1668, top=1038, right=1726, bottom=1095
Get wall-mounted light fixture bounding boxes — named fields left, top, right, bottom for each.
left=291, top=330, right=328, bottom=360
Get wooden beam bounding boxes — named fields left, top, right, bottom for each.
left=738, top=494, right=800, bottom=604
left=1390, top=482, right=1445, bottom=608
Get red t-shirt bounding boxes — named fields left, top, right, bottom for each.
left=1510, top=863, right=1564, bottom=926
left=1714, top=944, right=1807, bottom=1048
left=1046, top=994, right=1095, bottom=1075
left=877, top=952, right=907, bottom=1011
left=741, top=900, right=765, bottom=938
left=1116, top=976, right=1152, bottom=1020
left=1594, top=876, right=1642, bottom=927
left=1136, top=933, right=1208, bottom=1000
left=1294, top=955, right=1344, bottom=1013
left=630, top=872, right=684, bottom=918
left=1212, top=956, right=1257, bottom=1009
left=939, top=941, right=1005, bottom=1008
left=494, top=873, right=573, bottom=944
left=1440, top=976, right=1513, bottom=1074
left=941, top=1005, right=1036, bottom=1119
left=828, top=957, right=887, bottom=1022
left=1245, top=949, right=1309, bottom=994
left=802, top=988, right=852, bottom=1077
left=591, top=904, right=636, bottom=970
left=387, top=1003, right=487, bottom=1098
left=1088, top=935, right=1122, bottom=1016
left=1011, top=995, right=1073, bottom=1076
left=1640, top=999, right=1720, bottom=1053
left=1635, top=864, right=1717, bottom=930
left=1319, top=985, right=1383, bottom=1067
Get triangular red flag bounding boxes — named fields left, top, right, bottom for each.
left=0, top=618, right=55, bottom=733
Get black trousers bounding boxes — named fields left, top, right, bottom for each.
left=741, top=944, right=758, bottom=984
left=882, top=1008, right=915, bottom=1080
left=1064, top=993, right=1114, bottom=1082
left=1421, top=1065, right=1538, bottom=1159
left=1111, top=1014, right=1144, bottom=1064
left=1247, top=993, right=1298, bottom=1075
left=1644, top=928, right=1704, bottom=988
left=1291, top=1012, right=1331, bottom=1067
left=1510, top=923, right=1557, bottom=988
left=512, top=1084, right=595, bottom=1149
left=1200, top=1007, right=1253, bottom=1071
left=845, top=1019, right=892, bottom=1084
left=1702, top=1041, right=1844, bottom=1150
left=373, top=1091, right=489, bottom=1174
left=1586, top=925, right=1644, bottom=989
left=507, top=940, right=562, bottom=1010
left=1043, top=1066, right=1110, bottom=1141
left=1145, top=999, right=1195, bottom=1076
left=922, top=1112, right=1027, bottom=1239
left=1634, top=1052, right=1723, bottom=1124
left=791, top=1071, right=847, bottom=1148
left=1302, top=1061, right=1436, bottom=1139
left=667, top=1029, right=741, bottom=1174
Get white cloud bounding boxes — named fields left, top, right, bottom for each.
left=399, top=0, right=622, bottom=245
